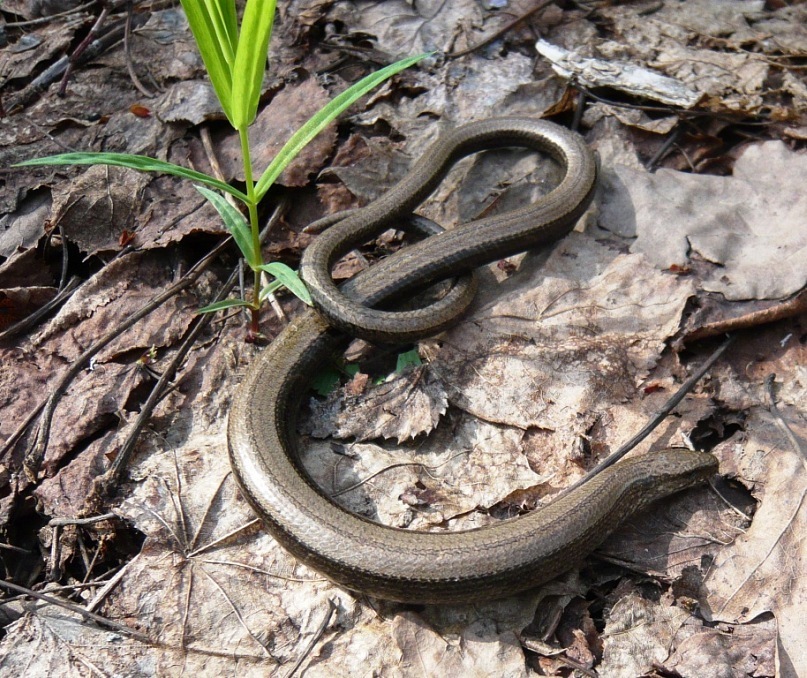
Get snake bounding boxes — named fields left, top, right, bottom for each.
left=227, top=117, right=718, bottom=604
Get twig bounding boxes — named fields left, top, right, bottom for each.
left=2, top=1, right=98, bottom=27
left=765, top=374, right=807, bottom=469
left=199, top=558, right=323, bottom=584
left=197, top=566, right=274, bottom=658
left=186, top=519, right=260, bottom=558
left=446, top=0, right=556, bottom=59
left=561, top=335, right=734, bottom=497
left=0, top=578, right=150, bottom=642
left=0, top=276, right=81, bottom=342
left=58, top=229, right=71, bottom=290
left=284, top=598, right=338, bottom=678
left=86, top=554, right=138, bottom=612
left=683, top=288, right=807, bottom=343
left=571, top=89, right=587, bottom=133
left=24, top=256, right=202, bottom=480
left=59, top=3, right=112, bottom=97
left=646, top=124, right=683, bottom=172
left=5, top=16, right=144, bottom=113
left=707, top=478, right=752, bottom=522
left=189, top=473, right=232, bottom=552
left=93, top=199, right=289, bottom=495
left=0, top=542, right=33, bottom=555
left=123, top=1, right=157, bottom=97
left=332, top=451, right=469, bottom=497
left=49, top=512, right=118, bottom=527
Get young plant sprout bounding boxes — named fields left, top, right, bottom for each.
left=18, top=0, right=427, bottom=337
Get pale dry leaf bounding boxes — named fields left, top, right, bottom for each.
left=109, top=432, right=343, bottom=672
left=598, top=593, right=692, bottom=677
left=598, top=480, right=738, bottom=582
left=312, top=365, right=448, bottom=442
left=583, top=102, right=680, bottom=134
left=438, top=233, right=695, bottom=432
left=597, top=0, right=778, bottom=113
left=135, top=176, right=225, bottom=248
left=49, top=165, right=149, bottom=257
left=0, top=17, right=80, bottom=82
left=355, top=51, right=541, bottom=144
left=31, top=250, right=198, bottom=361
left=153, top=80, right=224, bottom=124
left=665, top=620, right=777, bottom=678
left=215, top=78, right=337, bottom=187
left=599, top=141, right=807, bottom=300
left=391, top=613, right=528, bottom=678
left=751, top=4, right=807, bottom=54
left=703, top=409, right=807, bottom=677
left=300, top=414, right=546, bottom=530
left=0, top=608, right=146, bottom=677
left=0, top=190, right=51, bottom=258
left=535, top=39, right=702, bottom=108
left=327, top=0, right=485, bottom=56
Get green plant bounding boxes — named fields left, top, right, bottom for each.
left=18, top=0, right=427, bottom=336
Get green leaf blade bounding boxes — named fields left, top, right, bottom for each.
left=180, top=0, right=236, bottom=123
left=254, top=52, right=430, bottom=201
left=198, top=298, right=254, bottom=313
left=15, top=152, right=250, bottom=202
left=258, top=262, right=313, bottom=305
left=395, top=348, right=423, bottom=372
left=231, top=0, right=277, bottom=130
left=195, top=185, right=258, bottom=265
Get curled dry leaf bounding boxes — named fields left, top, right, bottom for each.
left=599, top=141, right=807, bottom=301
left=703, top=409, right=807, bottom=675
left=307, top=364, right=448, bottom=442
left=48, top=166, right=149, bottom=257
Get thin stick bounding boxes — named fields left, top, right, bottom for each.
left=766, top=374, right=807, bottom=468
left=284, top=599, right=338, bottom=678
left=49, top=513, right=118, bottom=527
left=0, top=277, right=81, bottom=342
left=447, top=0, right=555, bottom=59
left=0, top=578, right=150, bottom=642
left=94, top=199, right=289, bottom=494
left=562, top=335, right=734, bottom=496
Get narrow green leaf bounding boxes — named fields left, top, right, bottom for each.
left=231, top=0, right=277, bottom=129
left=254, top=52, right=430, bottom=201
left=258, top=262, right=313, bottom=305
left=207, top=0, right=238, bottom=64
left=15, top=152, right=250, bottom=202
left=195, top=186, right=257, bottom=265
left=198, top=298, right=254, bottom=313
left=180, top=0, right=236, bottom=123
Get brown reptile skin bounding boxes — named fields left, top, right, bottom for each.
left=228, top=118, right=717, bottom=603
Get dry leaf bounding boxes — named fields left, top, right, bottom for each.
left=599, top=142, right=807, bottom=300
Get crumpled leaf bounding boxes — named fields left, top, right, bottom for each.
left=596, top=0, right=777, bottom=113
left=307, top=365, right=448, bottom=442
left=599, top=141, right=807, bottom=300
left=438, top=233, right=695, bottom=433
left=48, top=166, right=149, bottom=256
left=300, top=415, right=546, bottom=530
left=599, top=593, right=693, bottom=676
left=702, top=409, right=807, bottom=677
left=327, top=0, right=485, bottom=56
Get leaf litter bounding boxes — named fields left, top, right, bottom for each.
left=0, top=0, right=806, bottom=676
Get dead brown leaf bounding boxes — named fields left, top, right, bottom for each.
left=214, top=78, right=338, bottom=187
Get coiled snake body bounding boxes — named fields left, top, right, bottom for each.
left=228, top=118, right=717, bottom=604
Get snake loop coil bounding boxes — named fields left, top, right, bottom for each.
left=228, top=118, right=717, bottom=604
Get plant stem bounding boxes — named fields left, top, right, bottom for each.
left=239, top=126, right=262, bottom=335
